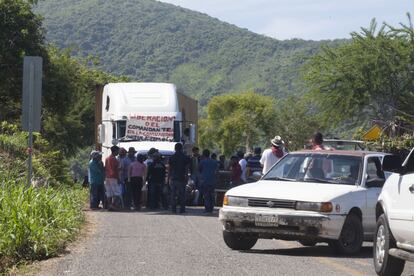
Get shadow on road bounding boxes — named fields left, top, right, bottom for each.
left=140, top=206, right=220, bottom=218
left=87, top=206, right=220, bottom=217
left=242, top=244, right=373, bottom=259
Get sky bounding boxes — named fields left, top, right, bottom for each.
left=158, top=0, right=413, bottom=40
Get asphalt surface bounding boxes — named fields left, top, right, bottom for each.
left=39, top=207, right=414, bottom=276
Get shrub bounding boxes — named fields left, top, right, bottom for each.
left=0, top=173, right=87, bottom=272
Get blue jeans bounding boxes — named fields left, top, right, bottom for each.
left=202, top=185, right=215, bottom=212
left=170, top=180, right=186, bottom=212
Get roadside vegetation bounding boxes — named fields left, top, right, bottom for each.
left=303, top=15, right=414, bottom=153
left=200, top=15, right=414, bottom=153
left=0, top=122, right=88, bottom=273
left=0, top=176, right=87, bottom=273
left=199, top=93, right=319, bottom=154
left=0, top=1, right=115, bottom=272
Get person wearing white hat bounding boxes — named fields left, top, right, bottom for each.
left=260, top=135, right=287, bottom=174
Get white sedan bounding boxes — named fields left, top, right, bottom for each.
left=219, top=150, right=389, bottom=255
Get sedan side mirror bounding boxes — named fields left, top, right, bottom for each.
left=382, top=155, right=404, bottom=174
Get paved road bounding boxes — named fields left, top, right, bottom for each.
left=39, top=207, right=414, bottom=276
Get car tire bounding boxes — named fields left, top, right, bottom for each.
left=329, top=213, right=363, bottom=255
left=222, top=231, right=257, bottom=250
left=373, top=214, right=405, bottom=276
left=299, top=240, right=317, bottom=247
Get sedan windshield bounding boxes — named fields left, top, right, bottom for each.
left=263, top=153, right=362, bottom=185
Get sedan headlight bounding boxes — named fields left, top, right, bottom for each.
left=223, top=196, right=248, bottom=207
left=295, top=201, right=332, bottom=213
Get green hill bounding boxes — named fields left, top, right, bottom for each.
left=34, top=0, right=341, bottom=104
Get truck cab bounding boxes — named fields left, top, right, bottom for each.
left=95, top=83, right=197, bottom=159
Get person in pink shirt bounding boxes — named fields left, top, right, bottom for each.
left=128, top=154, right=147, bottom=211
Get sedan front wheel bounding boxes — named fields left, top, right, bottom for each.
left=329, top=213, right=363, bottom=255
left=223, top=231, right=257, bottom=250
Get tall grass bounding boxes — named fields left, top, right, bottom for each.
left=0, top=174, right=87, bottom=272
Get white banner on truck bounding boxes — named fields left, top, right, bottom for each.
left=126, top=115, right=176, bottom=142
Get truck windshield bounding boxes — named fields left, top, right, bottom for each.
left=262, top=153, right=362, bottom=185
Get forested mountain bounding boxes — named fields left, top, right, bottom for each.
left=35, top=0, right=342, bottom=104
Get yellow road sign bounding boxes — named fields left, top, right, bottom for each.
left=362, top=125, right=382, bottom=141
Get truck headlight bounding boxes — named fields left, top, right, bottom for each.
left=295, top=201, right=332, bottom=213
left=223, top=196, right=248, bottom=207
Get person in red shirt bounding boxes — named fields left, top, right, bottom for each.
left=105, top=145, right=121, bottom=210
left=229, top=155, right=242, bottom=187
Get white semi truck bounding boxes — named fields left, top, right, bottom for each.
left=95, top=83, right=197, bottom=159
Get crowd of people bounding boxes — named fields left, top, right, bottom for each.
left=87, top=132, right=325, bottom=213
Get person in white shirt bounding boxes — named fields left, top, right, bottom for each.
left=238, top=151, right=247, bottom=183
left=260, top=136, right=287, bottom=174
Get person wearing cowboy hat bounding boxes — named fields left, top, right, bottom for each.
left=260, top=135, right=287, bottom=174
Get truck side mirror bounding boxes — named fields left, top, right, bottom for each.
left=189, top=123, right=196, bottom=144
left=98, top=124, right=105, bottom=144
left=382, top=155, right=403, bottom=174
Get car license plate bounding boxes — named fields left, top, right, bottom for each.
left=255, top=214, right=278, bottom=227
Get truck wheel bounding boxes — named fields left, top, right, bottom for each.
left=299, top=240, right=317, bottom=247
left=329, top=213, right=363, bottom=255
left=373, top=214, right=405, bottom=276
left=222, top=231, right=257, bottom=250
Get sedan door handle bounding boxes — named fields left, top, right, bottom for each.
left=409, top=184, right=414, bottom=193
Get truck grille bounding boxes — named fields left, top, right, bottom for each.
left=248, top=198, right=296, bottom=209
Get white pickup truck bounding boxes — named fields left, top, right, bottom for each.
left=374, top=148, right=414, bottom=276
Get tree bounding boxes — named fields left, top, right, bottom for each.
left=304, top=15, right=414, bottom=130
left=199, top=92, right=276, bottom=155
left=0, top=0, right=45, bottom=121
left=273, top=96, right=320, bottom=150
left=0, top=0, right=126, bottom=155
